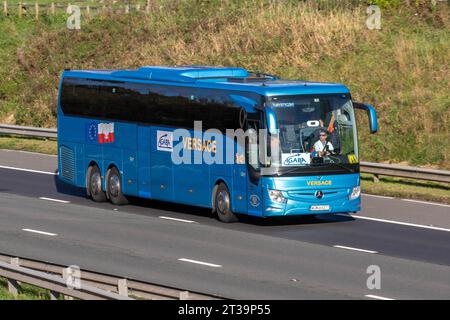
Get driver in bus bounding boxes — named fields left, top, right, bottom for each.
left=313, top=129, right=334, bottom=157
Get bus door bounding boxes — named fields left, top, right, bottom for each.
left=232, top=136, right=247, bottom=214
left=246, top=120, right=263, bottom=217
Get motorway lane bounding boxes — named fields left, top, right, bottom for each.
left=0, top=165, right=449, bottom=266
left=0, top=150, right=449, bottom=298
left=1, top=192, right=450, bottom=299
left=362, top=194, right=450, bottom=229
left=0, top=149, right=57, bottom=173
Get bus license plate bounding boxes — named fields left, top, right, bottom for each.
left=310, top=205, right=330, bottom=211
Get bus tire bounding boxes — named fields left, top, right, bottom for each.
left=88, top=165, right=107, bottom=202
left=106, top=167, right=128, bottom=205
left=215, top=183, right=238, bottom=223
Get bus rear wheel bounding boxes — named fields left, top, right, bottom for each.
left=215, top=183, right=238, bottom=223
left=107, top=167, right=128, bottom=205
left=88, top=165, right=107, bottom=202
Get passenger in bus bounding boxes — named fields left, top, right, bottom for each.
left=313, top=129, right=334, bottom=157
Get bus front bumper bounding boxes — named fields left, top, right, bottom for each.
left=262, top=193, right=361, bottom=217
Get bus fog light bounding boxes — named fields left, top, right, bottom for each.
left=269, top=189, right=286, bottom=203
left=349, top=186, right=361, bottom=200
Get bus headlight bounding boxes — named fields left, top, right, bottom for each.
left=349, top=186, right=361, bottom=200
left=268, top=189, right=286, bottom=203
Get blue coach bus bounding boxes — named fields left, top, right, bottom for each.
left=57, top=66, right=377, bottom=222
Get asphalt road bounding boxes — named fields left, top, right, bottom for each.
left=0, top=149, right=449, bottom=299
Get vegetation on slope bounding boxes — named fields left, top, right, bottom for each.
left=0, top=0, right=449, bottom=168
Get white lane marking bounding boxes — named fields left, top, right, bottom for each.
left=365, top=294, right=395, bottom=300
left=159, top=216, right=197, bottom=224
left=0, top=165, right=56, bottom=176
left=362, top=193, right=394, bottom=200
left=178, top=258, right=222, bottom=268
left=363, top=193, right=450, bottom=208
left=22, top=228, right=58, bottom=237
left=333, top=245, right=377, bottom=254
left=353, top=215, right=450, bottom=233
left=39, top=197, right=70, bottom=204
left=401, top=199, right=450, bottom=208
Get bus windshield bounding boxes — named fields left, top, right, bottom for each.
left=265, top=94, right=359, bottom=175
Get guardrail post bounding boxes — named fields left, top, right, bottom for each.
left=18, top=2, right=22, bottom=17
left=3, top=1, right=7, bottom=16
left=373, top=174, right=380, bottom=183
left=7, top=258, right=20, bottom=296
left=7, top=278, right=20, bottom=296
left=50, top=290, right=60, bottom=300
left=50, top=2, right=55, bottom=15
left=179, top=291, right=190, bottom=300
left=0, top=258, right=136, bottom=300
left=118, top=278, right=128, bottom=297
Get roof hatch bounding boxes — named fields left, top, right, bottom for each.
left=110, top=65, right=249, bottom=83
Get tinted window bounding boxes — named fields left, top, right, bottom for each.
left=60, top=77, right=256, bottom=131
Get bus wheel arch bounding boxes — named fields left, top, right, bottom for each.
left=105, top=165, right=128, bottom=205
left=86, top=162, right=107, bottom=202
left=213, top=181, right=238, bottom=223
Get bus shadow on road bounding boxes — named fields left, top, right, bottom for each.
left=53, top=177, right=355, bottom=227
left=236, top=213, right=355, bottom=227
left=126, top=195, right=356, bottom=227
left=127, top=196, right=216, bottom=219
left=54, top=174, right=86, bottom=197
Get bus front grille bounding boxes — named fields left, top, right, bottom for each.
left=60, top=146, right=75, bottom=182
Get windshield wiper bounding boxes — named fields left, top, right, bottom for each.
left=276, top=167, right=303, bottom=176
left=326, top=162, right=357, bottom=173
left=276, top=161, right=357, bottom=176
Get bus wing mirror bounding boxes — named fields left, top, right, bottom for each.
left=354, top=102, right=378, bottom=134
left=265, top=108, right=278, bottom=135
left=229, top=94, right=257, bottom=112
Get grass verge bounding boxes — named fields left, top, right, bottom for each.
left=0, top=277, right=51, bottom=300
left=361, top=174, right=450, bottom=204
left=0, top=136, right=57, bottom=155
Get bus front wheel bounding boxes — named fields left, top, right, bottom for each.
left=107, top=167, right=128, bottom=205
left=215, top=183, right=238, bottom=223
left=88, top=165, right=107, bottom=202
